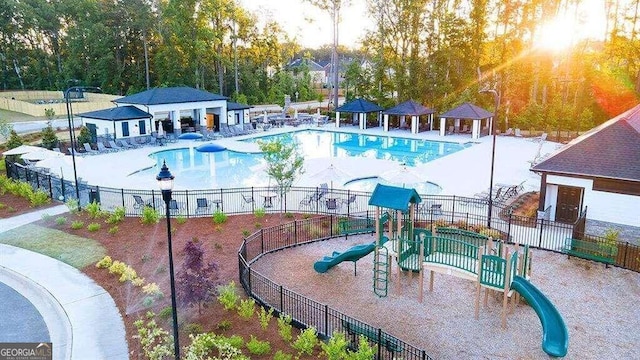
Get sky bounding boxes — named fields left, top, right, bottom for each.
left=238, top=0, right=371, bottom=49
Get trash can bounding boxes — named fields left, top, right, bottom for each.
left=89, top=188, right=100, bottom=204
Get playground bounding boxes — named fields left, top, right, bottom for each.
left=252, top=185, right=640, bottom=359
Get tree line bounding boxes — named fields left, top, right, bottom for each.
left=1, top=0, right=639, bottom=131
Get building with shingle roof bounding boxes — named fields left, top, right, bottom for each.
left=439, top=102, right=494, bottom=139
left=531, top=104, right=640, bottom=226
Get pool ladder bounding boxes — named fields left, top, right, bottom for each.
left=373, top=246, right=390, bottom=297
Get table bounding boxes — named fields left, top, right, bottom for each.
left=212, top=198, right=222, bottom=210
left=262, top=192, right=277, bottom=208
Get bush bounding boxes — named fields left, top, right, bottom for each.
left=292, top=327, right=318, bottom=356
left=254, top=208, right=266, bottom=218
left=108, top=260, right=127, bottom=275
left=29, top=190, right=50, bottom=207
left=142, top=283, right=163, bottom=298
left=118, top=266, right=137, bottom=283
left=273, top=350, right=293, bottom=360
left=212, top=210, right=228, bottom=224
left=246, top=336, right=271, bottom=355
left=175, top=215, right=187, bottom=224
left=216, top=320, right=232, bottom=331
left=258, top=306, right=274, bottom=330
left=108, top=225, right=119, bottom=235
left=216, top=281, right=239, bottom=310
left=321, top=331, right=349, bottom=359
left=65, top=199, right=79, bottom=214
left=133, top=312, right=173, bottom=360
left=96, top=256, right=113, bottom=269
left=87, top=223, right=101, bottom=232
left=55, top=217, right=67, bottom=226
left=105, top=206, right=126, bottom=224
left=158, top=306, right=173, bottom=321
left=40, top=125, right=59, bottom=149
left=284, top=212, right=294, bottom=219
left=242, top=229, right=251, bottom=237
left=277, top=313, right=293, bottom=343
left=237, top=298, right=255, bottom=319
left=85, top=201, right=102, bottom=219
left=184, top=323, right=204, bottom=335
left=70, top=220, right=84, bottom=230
left=140, top=206, right=160, bottom=225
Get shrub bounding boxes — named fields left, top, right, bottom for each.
left=273, top=350, right=293, bottom=360
left=254, top=222, right=262, bottom=229
left=96, top=256, right=113, bottom=269
left=277, top=313, right=293, bottom=343
left=142, top=296, right=155, bottom=308
left=131, top=277, right=145, bottom=287
left=212, top=210, right=228, bottom=224
left=284, top=212, right=294, bottom=219
left=119, top=266, right=137, bottom=283
left=29, top=190, right=50, bottom=207
left=237, top=298, right=255, bottom=319
left=133, top=312, right=172, bottom=360
left=70, top=220, right=84, bottom=230
left=105, top=206, right=126, bottom=224
left=254, top=208, right=266, bottom=218
left=184, top=323, right=204, bottom=336
left=292, top=327, right=318, bottom=356
left=216, top=281, right=239, bottom=310
left=140, top=206, right=160, bottom=225
left=479, top=228, right=502, bottom=239
left=226, top=335, right=245, bottom=350
left=55, top=217, right=67, bottom=226
left=108, top=260, right=127, bottom=275
left=108, top=225, right=119, bottom=235
left=175, top=215, right=187, bottom=224
left=85, top=201, right=102, bottom=219
left=87, top=223, right=101, bottom=232
left=246, top=336, right=271, bottom=355
left=216, top=320, right=232, bottom=331
left=321, top=331, right=349, bottom=359
left=142, top=283, right=163, bottom=298
left=258, top=306, right=274, bottom=330
left=242, top=229, right=250, bottom=237
left=302, top=213, right=312, bottom=219
left=158, top=306, right=173, bottom=321
left=65, top=198, right=79, bottom=214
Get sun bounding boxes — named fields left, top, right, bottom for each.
left=534, top=16, right=578, bottom=52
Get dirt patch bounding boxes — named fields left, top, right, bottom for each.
left=499, top=192, right=540, bottom=227
left=0, top=193, right=57, bottom=218
left=35, top=210, right=320, bottom=359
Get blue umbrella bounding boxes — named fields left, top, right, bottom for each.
left=178, top=132, right=204, bottom=140
left=195, top=143, right=226, bottom=152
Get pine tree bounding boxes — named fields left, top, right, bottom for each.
left=176, top=238, right=220, bottom=314
left=41, top=125, right=59, bottom=149
left=6, top=130, right=23, bottom=149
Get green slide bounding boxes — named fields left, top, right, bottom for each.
left=313, top=243, right=376, bottom=274
left=510, top=276, right=569, bottom=358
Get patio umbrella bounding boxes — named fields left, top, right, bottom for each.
left=294, top=108, right=298, bottom=120
left=157, top=121, right=165, bottom=137
left=35, top=155, right=78, bottom=178
left=3, top=145, right=44, bottom=156
left=381, top=165, right=425, bottom=188
left=178, top=132, right=203, bottom=140
left=22, top=149, right=65, bottom=161
left=306, top=163, right=352, bottom=189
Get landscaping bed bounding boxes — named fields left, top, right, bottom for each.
left=499, top=192, right=540, bottom=228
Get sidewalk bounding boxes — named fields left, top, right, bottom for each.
left=0, top=206, right=129, bottom=360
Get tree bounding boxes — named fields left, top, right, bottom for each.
left=40, top=125, right=59, bottom=149
left=76, top=126, right=92, bottom=146
left=0, top=118, right=12, bottom=141
left=5, top=130, right=23, bottom=149
left=257, top=136, right=305, bottom=213
left=177, top=238, right=220, bottom=314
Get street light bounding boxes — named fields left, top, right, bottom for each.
left=480, top=88, right=500, bottom=228
left=64, top=85, right=101, bottom=208
left=156, top=161, right=180, bottom=360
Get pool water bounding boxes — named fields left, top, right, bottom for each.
left=136, top=130, right=472, bottom=189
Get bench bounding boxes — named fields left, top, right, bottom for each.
left=562, top=238, right=617, bottom=267
left=341, top=319, right=402, bottom=353
left=339, top=217, right=375, bottom=235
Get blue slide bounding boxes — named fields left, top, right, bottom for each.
left=313, top=243, right=376, bottom=274
left=510, top=275, right=569, bottom=358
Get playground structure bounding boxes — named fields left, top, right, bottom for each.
left=366, top=184, right=569, bottom=358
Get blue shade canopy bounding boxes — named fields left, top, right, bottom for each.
left=383, top=100, right=435, bottom=116
left=440, top=102, right=493, bottom=119
left=178, top=133, right=204, bottom=140
left=335, top=98, right=383, bottom=113
left=196, top=143, right=226, bottom=152
left=368, top=183, right=422, bottom=212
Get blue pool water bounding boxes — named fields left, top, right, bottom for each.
left=136, top=130, right=472, bottom=189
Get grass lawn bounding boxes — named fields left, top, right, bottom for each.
left=0, top=108, right=41, bottom=122
left=0, top=224, right=106, bottom=268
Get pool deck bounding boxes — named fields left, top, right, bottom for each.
left=41, top=124, right=562, bottom=195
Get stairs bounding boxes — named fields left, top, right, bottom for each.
left=373, top=246, right=390, bottom=297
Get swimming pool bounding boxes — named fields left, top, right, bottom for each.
left=135, top=130, right=473, bottom=189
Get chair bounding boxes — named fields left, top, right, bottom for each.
left=241, top=194, right=255, bottom=208
left=108, top=140, right=124, bottom=151
left=461, top=124, right=470, bottom=133
left=83, top=143, right=99, bottom=155
left=530, top=133, right=548, bottom=143
left=132, top=195, right=147, bottom=209
left=514, top=128, right=523, bottom=137
left=168, top=199, right=182, bottom=215
left=501, top=128, right=514, bottom=136
left=96, top=142, right=115, bottom=153
left=325, top=198, right=340, bottom=212
left=446, top=125, right=454, bottom=135
left=342, top=194, right=357, bottom=210
left=195, top=198, right=211, bottom=215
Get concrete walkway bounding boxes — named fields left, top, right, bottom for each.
left=0, top=206, right=128, bottom=360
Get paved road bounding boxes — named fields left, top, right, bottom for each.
left=11, top=118, right=71, bottom=134
left=0, top=281, right=50, bottom=342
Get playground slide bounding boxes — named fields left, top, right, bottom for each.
left=313, top=243, right=376, bottom=273
left=510, top=275, right=569, bottom=358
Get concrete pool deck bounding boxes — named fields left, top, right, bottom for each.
left=41, top=124, right=562, bottom=195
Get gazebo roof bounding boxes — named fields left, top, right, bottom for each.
left=440, top=102, right=493, bottom=119
left=383, top=100, right=435, bottom=116
left=114, top=86, right=228, bottom=105
left=335, top=98, right=383, bottom=113
left=368, top=184, right=422, bottom=212
left=78, top=106, right=152, bottom=121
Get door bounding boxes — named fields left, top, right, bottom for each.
left=206, top=113, right=214, bottom=129
left=86, top=123, right=98, bottom=143
left=555, top=185, right=583, bottom=223
left=121, top=122, right=130, bottom=137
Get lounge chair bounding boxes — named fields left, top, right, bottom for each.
left=220, top=125, right=233, bottom=137
left=342, top=194, right=357, bottom=210
left=446, top=125, right=454, bottom=135
left=83, top=143, right=99, bottom=155
left=168, top=199, right=182, bottom=215
left=132, top=195, right=147, bottom=209
left=501, top=128, right=514, bottom=136
left=241, top=194, right=255, bottom=208
left=96, top=142, right=115, bottom=153
left=514, top=128, right=523, bottom=137
left=530, top=132, right=548, bottom=143
left=195, top=198, right=211, bottom=215
left=107, top=140, right=124, bottom=151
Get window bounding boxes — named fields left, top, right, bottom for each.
left=138, top=120, right=146, bottom=135
left=122, top=122, right=130, bottom=137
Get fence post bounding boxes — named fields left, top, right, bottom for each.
left=260, top=228, right=264, bottom=254
left=185, top=190, right=190, bottom=218
left=507, top=214, right=512, bottom=241
left=623, top=242, right=629, bottom=268
left=330, top=215, right=333, bottom=237
left=294, top=220, right=298, bottom=245
left=376, top=328, right=383, bottom=360
left=48, top=175, right=53, bottom=199
left=324, top=304, right=329, bottom=338
left=121, top=188, right=125, bottom=208
left=538, top=218, right=544, bottom=248
left=279, top=285, right=284, bottom=313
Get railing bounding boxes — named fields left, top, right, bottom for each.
left=6, top=158, right=639, bottom=274
left=428, top=237, right=479, bottom=273
left=239, top=215, right=434, bottom=360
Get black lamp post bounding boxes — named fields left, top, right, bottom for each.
left=480, top=88, right=500, bottom=228
left=156, top=161, right=180, bottom=360
left=64, top=85, right=101, bottom=208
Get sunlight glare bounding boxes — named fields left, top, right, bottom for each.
left=534, top=17, right=577, bottom=52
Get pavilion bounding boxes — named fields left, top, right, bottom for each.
left=382, top=100, right=436, bottom=134
left=335, top=98, right=384, bottom=130
left=439, top=102, right=493, bottom=139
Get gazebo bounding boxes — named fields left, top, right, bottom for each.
left=439, top=102, right=494, bottom=139
left=382, top=100, right=436, bottom=134
left=335, top=98, right=384, bottom=129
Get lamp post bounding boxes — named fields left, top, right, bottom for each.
left=480, top=88, right=500, bottom=228
left=64, top=85, right=101, bottom=208
left=156, top=161, right=180, bottom=360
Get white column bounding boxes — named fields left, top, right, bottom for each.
left=199, top=107, right=207, bottom=128
left=455, top=118, right=460, bottom=132
left=378, top=111, right=383, bottom=127
left=439, top=117, right=446, bottom=136
left=171, top=110, right=180, bottom=134
left=335, top=111, right=341, bottom=127
left=429, top=114, right=434, bottom=131
left=383, top=114, right=389, bottom=132
left=411, top=115, right=418, bottom=134
left=472, top=119, right=481, bottom=139
left=360, top=113, right=366, bottom=130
